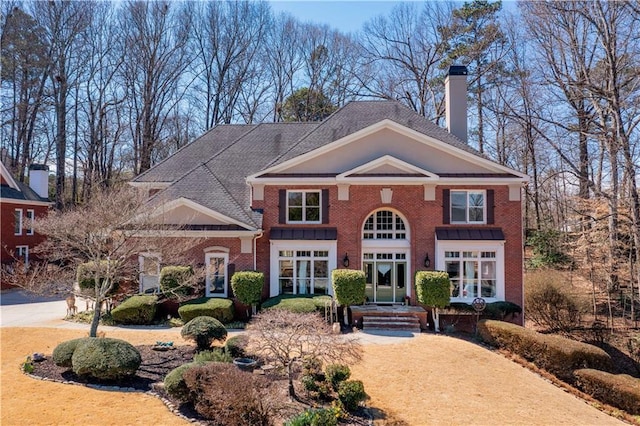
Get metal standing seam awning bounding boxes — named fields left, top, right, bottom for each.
left=435, top=227, right=505, bottom=240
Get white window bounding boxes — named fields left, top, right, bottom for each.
left=451, top=190, right=485, bottom=223
left=278, top=250, right=330, bottom=295
left=363, top=210, right=407, bottom=240
left=26, top=209, right=35, bottom=235
left=15, top=245, right=29, bottom=267
left=14, top=209, right=23, bottom=235
left=205, top=253, right=228, bottom=297
left=287, top=190, right=321, bottom=223
left=139, top=253, right=161, bottom=293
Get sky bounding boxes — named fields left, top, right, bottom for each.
left=268, top=1, right=406, bottom=33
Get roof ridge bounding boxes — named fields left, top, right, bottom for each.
left=201, top=162, right=257, bottom=228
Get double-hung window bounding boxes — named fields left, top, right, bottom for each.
left=26, top=210, right=35, bottom=235
left=287, top=190, right=320, bottom=223
left=15, top=246, right=29, bottom=267
left=451, top=190, right=485, bottom=223
left=14, top=209, right=23, bottom=235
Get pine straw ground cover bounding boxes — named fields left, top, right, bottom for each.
left=1, top=327, right=630, bottom=426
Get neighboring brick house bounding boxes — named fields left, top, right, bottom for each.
left=1, top=161, right=51, bottom=288
left=131, top=67, right=529, bottom=321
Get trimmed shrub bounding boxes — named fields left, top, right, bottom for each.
left=71, top=337, right=141, bottom=380
left=76, top=261, right=119, bottom=296
left=301, top=357, right=331, bottom=400
left=181, top=316, right=228, bottom=351
left=193, top=348, right=233, bottom=363
left=415, top=271, right=450, bottom=308
left=110, top=295, right=158, bottom=325
left=230, top=270, right=264, bottom=307
left=183, top=362, right=272, bottom=425
left=164, top=362, right=200, bottom=402
left=525, top=270, right=586, bottom=332
left=338, top=380, right=367, bottom=411
left=484, top=301, right=522, bottom=320
left=574, top=369, right=640, bottom=414
left=477, top=319, right=613, bottom=381
left=224, top=334, right=249, bottom=358
left=178, top=297, right=234, bottom=323
left=160, top=266, right=193, bottom=297
left=331, top=269, right=366, bottom=307
left=52, top=338, right=91, bottom=368
left=325, top=364, right=351, bottom=390
left=262, top=295, right=317, bottom=313
left=285, top=407, right=341, bottom=426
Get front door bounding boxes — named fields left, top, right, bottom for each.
left=364, top=253, right=407, bottom=303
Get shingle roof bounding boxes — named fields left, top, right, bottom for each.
left=1, top=181, right=48, bottom=203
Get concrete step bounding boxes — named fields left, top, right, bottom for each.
left=362, top=315, right=421, bottom=332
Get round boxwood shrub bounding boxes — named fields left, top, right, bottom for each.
left=224, top=334, right=249, bottom=358
left=178, top=297, right=235, bottom=323
left=181, top=316, right=228, bottom=351
left=164, top=361, right=201, bottom=402
left=52, top=337, right=91, bottom=368
left=71, top=337, right=141, bottom=380
left=160, top=266, right=193, bottom=297
left=110, top=294, right=158, bottom=325
left=338, top=380, right=367, bottom=411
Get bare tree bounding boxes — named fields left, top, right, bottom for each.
left=247, top=310, right=362, bottom=400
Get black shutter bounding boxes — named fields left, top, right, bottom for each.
left=278, top=189, right=286, bottom=224
left=321, top=189, right=329, bottom=224
left=442, top=189, right=450, bottom=224
left=486, top=189, right=495, bottom=224
left=227, top=263, right=236, bottom=297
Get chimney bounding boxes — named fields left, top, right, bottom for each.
left=445, top=65, right=468, bottom=143
left=28, top=164, right=49, bottom=199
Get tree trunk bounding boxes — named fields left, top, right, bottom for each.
left=89, top=296, right=102, bottom=337
left=287, top=361, right=296, bottom=399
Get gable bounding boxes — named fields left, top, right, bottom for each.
left=147, top=198, right=255, bottom=230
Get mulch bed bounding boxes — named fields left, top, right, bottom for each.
left=30, top=344, right=370, bottom=425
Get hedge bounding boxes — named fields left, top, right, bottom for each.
left=76, top=261, right=119, bottom=295
left=110, top=294, right=158, bottom=325
left=262, top=294, right=330, bottom=313
left=415, top=271, right=450, bottom=308
left=230, top=271, right=264, bottom=307
left=71, top=337, right=141, bottom=380
left=574, top=369, right=640, bottom=414
left=477, top=319, right=612, bottom=381
left=331, top=269, right=366, bottom=307
left=160, top=266, right=193, bottom=297
left=178, top=297, right=234, bottom=323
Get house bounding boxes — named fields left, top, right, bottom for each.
left=1, top=161, right=51, bottom=289
left=131, top=66, right=529, bottom=323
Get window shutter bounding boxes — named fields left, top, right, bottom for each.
left=486, top=189, right=495, bottom=224
left=227, top=263, right=236, bottom=296
left=442, top=189, right=450, bottom=224
left=321, top=189, right=329, bottom=224
left=278, top=189, right=286, bottom=224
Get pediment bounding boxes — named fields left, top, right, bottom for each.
left=337, top=155, right=439, bottom=181
left=148, top=198, right=250, bottom=228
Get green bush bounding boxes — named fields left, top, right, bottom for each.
left=285, top=407, right=341, bottom=426
left=325, top=364, right=351, bottom=390
left=484, top=301, right=522, bottom=320
left=230, top=270, right=264, bottom=306
left=160, top=266, right=194, bottom=297
left=331, top=269, right=366, bottom=307
left=477, top=320, right=613, bottom=381
left=338, top=380, right=367, bottom=411
left=193, top=348, right=233, bottom=363
left=178, top=297, right=235, bottom=323
left=574, top=369, right=640, bottom=414
left=71, top=337, right=141, bottom=380
left=224, top=334, right=249, bottom=358
left=181, top=316, right=228, bottom=351
left=526, top=229, right=570, bottom=268
left=76, top=261, right=119, bottom=296
left=110, top=295, right=158, bottom=325
left=415, top=271, right=450, bottom=308
left=52, top=338, right=91, bottom=368
left=525, top=270, right=586, bottom=332
left=164, top=362, right=201, bottom=402
left=262, top=295, right=317, bottom=313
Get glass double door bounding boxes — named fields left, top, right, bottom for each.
left=363, top=252, right=407, bottom=303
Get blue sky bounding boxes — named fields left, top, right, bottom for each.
left=269, top=1, right=405, bottom=33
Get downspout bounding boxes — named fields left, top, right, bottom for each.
left=253, top=230, right=264, bottom=271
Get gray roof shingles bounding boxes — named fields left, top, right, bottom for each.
left=1, top=181, right=49, bottom=202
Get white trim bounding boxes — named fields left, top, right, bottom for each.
left=138, top=252, right=161, bottom=293
left=450, top=190, right=486, bottom=224
left=134, top=230, right=261, bottom=238
left=435, top=239, right=506, bottom=303
left=205, top=252, right=229, bottom=298
left=203, top=246, right=230, bottom=253
left=269, top=240, right=337, bottom=298
left=14, top=208, right=22, bottom=236
left=0, top=161, right=19, bottom=190
left=247, top=176, right=526, bottom=186
left=285, top=190, right=322, bottom=224
left=361, top=250, right=412, bottom=301
left=144, top=197, right=257, bottom=230
left=336, top=155, right=439, bottom=180
left=15, top=245, right=29, bottom=267
left=26, top=209, right=34, bottom=235
left=247, top=120, right=529, bottom=182
left=361, top=208, right=411, bottom=241
left=0, top=198, right=51, bottom=206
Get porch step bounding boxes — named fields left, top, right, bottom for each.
left=362, top=315, right=421, bottom=333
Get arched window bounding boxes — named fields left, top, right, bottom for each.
left=363, top=210, right=407, bottom=240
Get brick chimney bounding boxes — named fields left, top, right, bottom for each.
left=445, top=65, right=468, bottom=143
left=28, top=164, right=49, bottom=199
